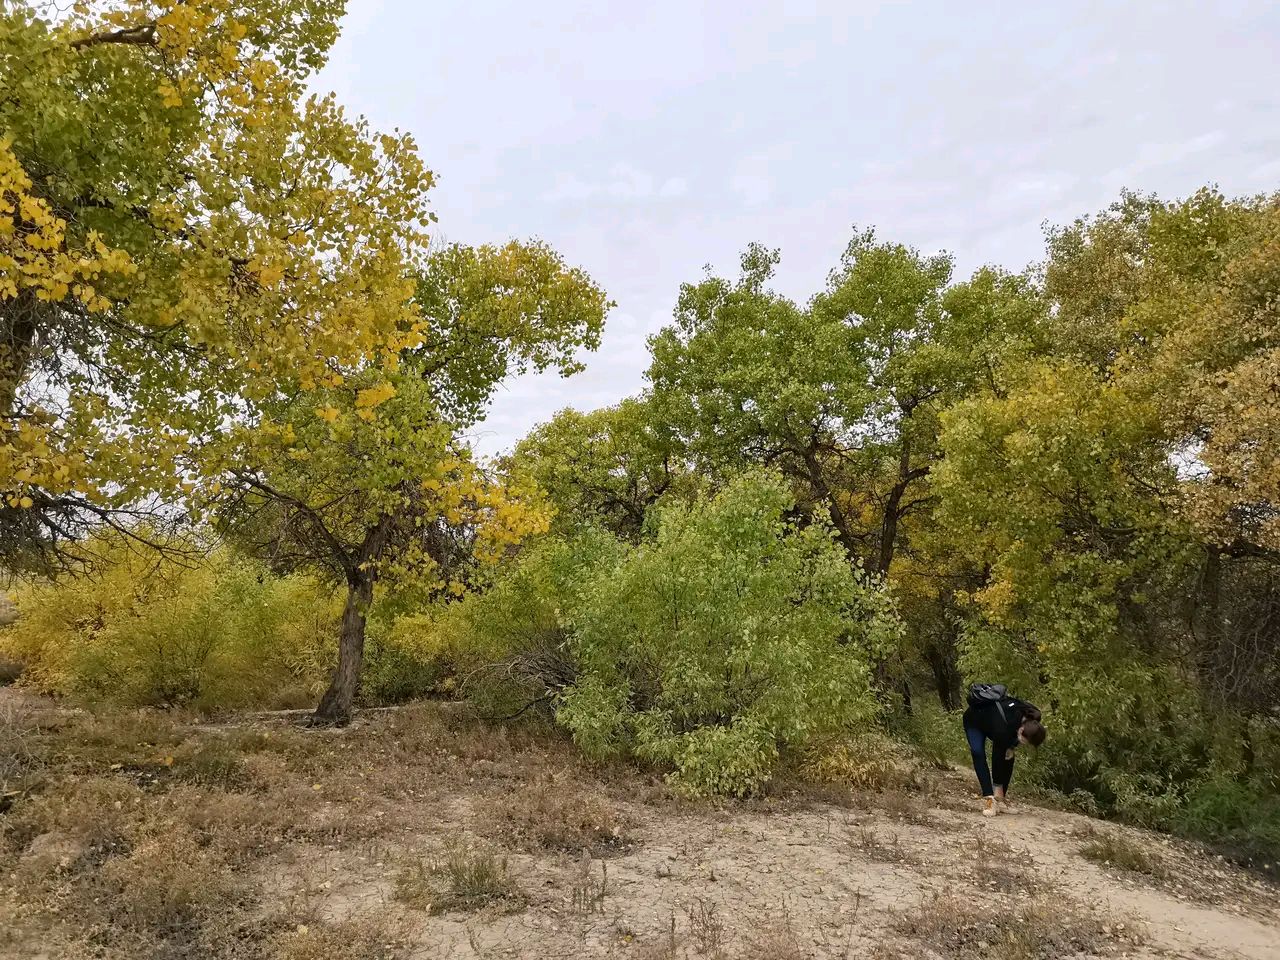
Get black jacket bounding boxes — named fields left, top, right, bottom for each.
left=963, top=695, right=1039, bottom=749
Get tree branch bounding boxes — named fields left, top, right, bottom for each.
left=70, top=23, right=158, bottom=50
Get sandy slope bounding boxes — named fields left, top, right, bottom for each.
left=286, top=769, right=1280, bottom=960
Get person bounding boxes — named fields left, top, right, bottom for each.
left=962, top=683, right=1045, bottom=817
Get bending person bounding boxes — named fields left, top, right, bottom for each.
left=962, top=683, right=1045, bottom=817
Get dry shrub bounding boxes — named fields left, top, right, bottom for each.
left=2, top=775, right=141, bottom=867
left=886, top=892, right=1135, bottom=960
left=270, top=913, right=410, bottom=960
left=850, top=825, right=913, bottom=864
left=800, top=733, right=921, bottom=792
left=396, top=839, right=520, bottom=914
left=685, top=897, right=727, bottom=956
left=1077, top=828, right=1169, bottom=878
left=740, top=913, right=806, bottom=960
left=876, top=790, right=937, bottom=825
left=478, top=774, right=631, bottom=855
left=91, top=829, right=244, bottom=938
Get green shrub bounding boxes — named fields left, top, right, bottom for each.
left=1175, top=777, right=1280, bottom=862
left=558, top=470, right=899, bottom=796
left=0, top=534, right=341, bottom=711
left=434, top=527, right=626, bottom=715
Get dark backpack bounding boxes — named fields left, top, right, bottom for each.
left=967, top=682, right=1007, bottom=710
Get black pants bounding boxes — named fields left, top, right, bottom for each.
left=964, top=720, right=1014, bottom=798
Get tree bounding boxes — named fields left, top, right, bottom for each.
left=935, top=189, right=1280, bottom=805
left=645, top=235, right=1045, bottom=708
left=219, top=240, right=611, bottom=724
left=1, top=0, right=433, bottom=570
left=507, top=397, right=687, bottom=540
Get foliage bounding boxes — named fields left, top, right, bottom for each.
left=557, top=470, right=898, bottom=795
left=434, top=527, right=626, bottom=713
left=0, top=532, right=445, bottom=711
left=1, top=0, right=435, bottom=569
left=508, top=397, right=689, bottom=540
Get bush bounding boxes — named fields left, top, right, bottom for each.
left=434, top=527, right=626, bottom=715
left=0, top=534, right=340, bottom=711
left=557, top=470, right=899, bottom=796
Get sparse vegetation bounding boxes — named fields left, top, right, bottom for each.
left=397, top=840, right=520, bottom=914
left=1078, top=828, right=1169, bottom=878
left=886, top=892, right=1134, bottom=960
left=685, top=897, right=728, bottom=956
left=477, top=774, right=631, bottom=855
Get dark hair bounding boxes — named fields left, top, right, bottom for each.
left=1022, top=718, right=1046, bottom=747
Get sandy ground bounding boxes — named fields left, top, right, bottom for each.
left=280, top=767, right=1280, bottom=960
left=3, top=688, right=1277, bottom=960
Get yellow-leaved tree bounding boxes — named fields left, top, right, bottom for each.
left=1, top=0, right=433, bottom=568
left=217, top=241, right=611, bottom=724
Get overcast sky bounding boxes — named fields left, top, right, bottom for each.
left=317, top=0, right=1280, bottom=456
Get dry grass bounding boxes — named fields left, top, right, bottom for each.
left=0, top=698, right=568, bottom=957
left=1077, top=828, right=1169, bottom=878
left=685, top=897, right=728, bottom=956
left=396, top=839, right=521, bottom=914
left=884, top=892, right=1136, bottom=960
left=476, top=773, right=632, bottom=855
left=739, top=913, right=807, bottom=960
left=267, top=912, right=411, bottom=960
left=849, top=825, right=914, bottom=864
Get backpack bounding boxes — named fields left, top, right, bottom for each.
left=968, top=682, right=1014, bottom=726
left=967, top=682, right=1007, bottom=710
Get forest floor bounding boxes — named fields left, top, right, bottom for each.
left=1, top=687, right=1277, bottom=960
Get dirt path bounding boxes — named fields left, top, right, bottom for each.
left=292, top=772, right=1280, bottom=960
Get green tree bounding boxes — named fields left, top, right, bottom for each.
left=219, top=240, right=610, bottom=724
left=936, top=189, right=1280, bottom=812
left=1, top=0, right=432, bottom=569
left=508, top=397, right=687, bottom=540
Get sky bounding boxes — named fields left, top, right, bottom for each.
left=316, top=0, right=1280, bottom=456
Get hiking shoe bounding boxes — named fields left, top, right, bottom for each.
left=981, top=797, right=998, bottom=817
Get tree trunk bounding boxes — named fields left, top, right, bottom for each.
left=876, top=440, right=927, bottom=575
left=313, top=572, right=375, bottom=726
left=800, top=442, right=860, bottom=559
left=925, top=640, right=963, bottom=711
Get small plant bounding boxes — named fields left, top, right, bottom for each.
left=686, top=897, right=727, bottom=956
left=396, top=840, right=519, bottom=914
left=740, top=912, right=807, bottom=960
left=1078, top=829, right=1168, bottom=878
left=570, top=851, right=608, bottom=914
left=479, top=776, right=630, bottom=855
left=888, top=892, right=1131, bottom=960
left=850, top=826, right=910, bottom=863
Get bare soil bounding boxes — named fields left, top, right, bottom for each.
left=1, top=689, right=1277, bottom=960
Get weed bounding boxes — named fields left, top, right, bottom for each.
left=269, top=912, right=410, bottom=960
left=1078, top=828, right=1168, bottom=878
left=570, top=851, right=608, bottom=914
left=877, top=790, right=935, bottom=826
left=740, top=912, right=807, bottom=960
left=397, top=840, right=519, bottom=914
left=686, top=896, right=727, bottom=956
left=850, top=826, right=911, bottom=863
left=633, top=915, right=682, bottom=960
left=886, top=892, right=1133, bottom=960
left=477, top=774, right=631, bottom=855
